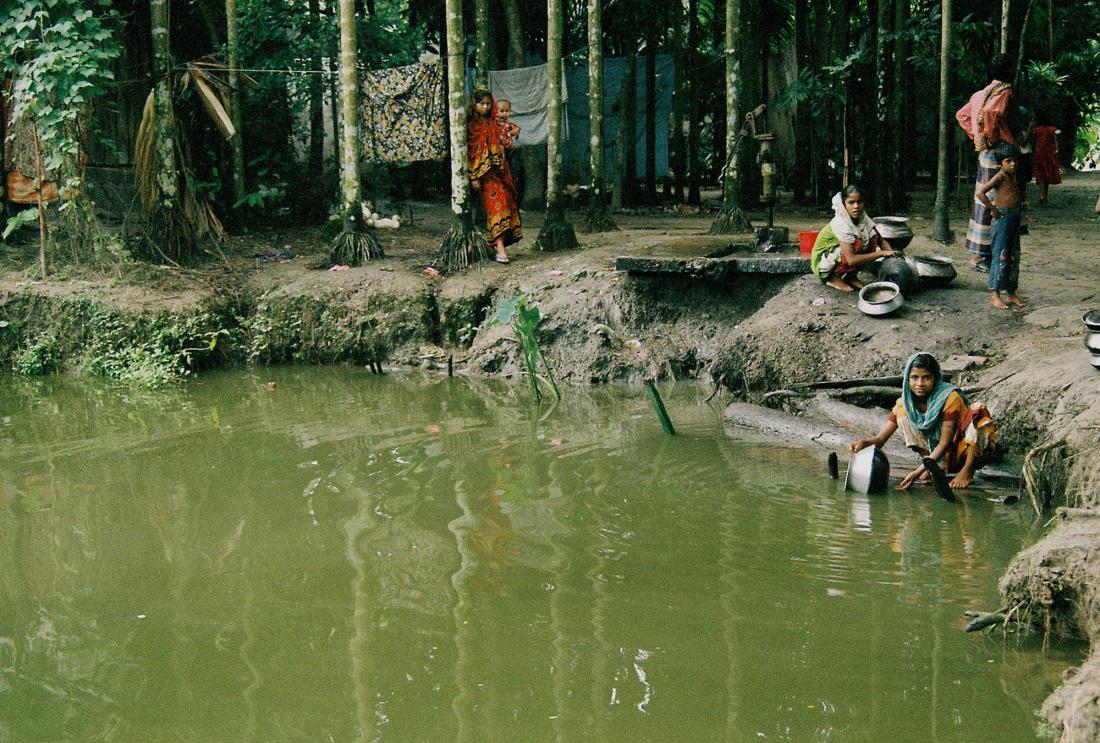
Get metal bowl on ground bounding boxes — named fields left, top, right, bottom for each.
left=908, top=255, right=958, bottom=288
left=844, top=445, right=891, bottom=494
left=857, top=281, right=904, bottom=316
left=874, top=216, right=914, bottom=252
left=1089, top=350, right=1100, bottom=370
left=1083, top=310, right=1100, bottom=333
left=1086, top=333, right=1100, bottom=353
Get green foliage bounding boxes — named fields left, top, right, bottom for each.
left=0, top=0, right=121, bottom=184
left=13, top=339, right=62, bottom=376
left=487, top=294, right=560, bottom=406
left=2, top=208, right=39, bottom=241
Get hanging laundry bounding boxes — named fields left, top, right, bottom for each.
left=466, top=64, right=569, bottom=146
left=360, top=61, right=447, bottom=163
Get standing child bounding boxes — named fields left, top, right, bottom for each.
left=467, top=88, right=522, bottom=263
left=1032, top=115, right=1061, bottom=205
left=849, top=353, right=998, bottom=491
left=975, top=144, right=1027, bottom=309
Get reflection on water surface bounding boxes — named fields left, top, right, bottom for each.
left=0, top=369, right=1078, bottom=741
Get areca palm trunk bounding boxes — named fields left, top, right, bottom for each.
left=330, top=0, right=382, bottom=264
left=710, top=0, right=752, bottom=233
left=475, top=0, right=491, bottom=87
left=434, top=0, right=491, bottom=271
left=534, top=0, right=578, bottom=251
left=582, top=0, right=615, bottom=232
left=226, top=0, right=246, bottom=208
left=149, top=0, right=195, bottom=258
left=932, top=0, right=953, bottom=242
left=503, top=0, right=546, bottom=209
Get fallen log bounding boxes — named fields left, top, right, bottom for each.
left=804, top=396, right=885, bottom=435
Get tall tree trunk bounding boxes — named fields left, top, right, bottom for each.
left=613, top=52, right=638, bottom=209
left=710, top=0, right=752, bottom=233
left=475, top=0, right=491, bottom=86
left=1000, top=0, right=1011, bottom=54
left=434, top=0, right=491, bottom=271
left=685, top=0, right=700, bottom=203
left=932, top=0, right=954, bottom=242
left=644, top=34, right=657, bottom=201
left=308, top=0, right=324, bottom=182
left=226, top=0, right=246, bottom=209
left=670, top=2, right=686, bottom=202
left=791, top=0, right=811, bottom=203
left=149, top=0, right=194, bottom=258
left=534, top=0, right=578, bottom=251
left=891, top=0, right=909, bottom=210
left=503, top=0, right=545, bottom=209
left=434, top=0, right=491, bottom=270
left=871, top=0, right=889, bottom=210
left=1046, top=0, right=1053, bottom=61
left=582, top=0, right=615, bottom=231
left=331, top=0, right=382, bottom=264
left=1013, top=0, right=1034, bottom=84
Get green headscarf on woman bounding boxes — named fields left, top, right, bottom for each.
left=902, top=352, right=966, bottom=449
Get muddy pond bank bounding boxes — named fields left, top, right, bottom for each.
left=2, top=174, right=1100, bottom=738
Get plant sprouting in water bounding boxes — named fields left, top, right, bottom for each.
left=486, top=294, right=560, bottom=406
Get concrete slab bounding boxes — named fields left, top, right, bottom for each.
left=616, top=249, right=810, bottom=279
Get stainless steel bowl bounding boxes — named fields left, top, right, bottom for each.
left=1089, top=351, right=1100, bottom=369
left=858, top=281, right=904, bottom=317
left=844, top=445, right=891, bottom=493
left=1086, top=333, right=1100, bottom=353
left=1083, top=310, right=1100, bottom=333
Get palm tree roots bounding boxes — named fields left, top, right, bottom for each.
left=580, top=202, right=617, bottom=233
left=709, top=206, right=753, bottom=234
left=534, top=203, right=578, bottom=251
left=433, top=217, right=491, bottom=273
left=330, top=216, right=384, bottom=266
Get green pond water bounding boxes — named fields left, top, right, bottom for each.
left=0, top=368, right=1081, bottom=742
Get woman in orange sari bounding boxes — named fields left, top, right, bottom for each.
left=468, top=88, right=522, bottom=263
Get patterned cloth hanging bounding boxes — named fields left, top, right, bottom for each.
left=360, top=61, right=447, bottom=163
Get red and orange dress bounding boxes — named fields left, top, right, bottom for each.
left=468, top=109, right=522, bottom=248
left=1032, top=125, right=1061, bottom=187
left=887, top=390, right=998, bottom=474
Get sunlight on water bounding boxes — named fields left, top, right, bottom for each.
left=0, top=368, right=1081, bottom=741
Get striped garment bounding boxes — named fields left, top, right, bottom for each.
left=965, top=148, right=1000, bottom=257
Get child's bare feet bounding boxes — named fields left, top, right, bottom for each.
left=990, top=292, right=1009, bottom=310
left=825, top=276, right=855, bottom=292
left=1006, top=293, right=1027, bottom=307
left=949, top=471, right=974, bottom=489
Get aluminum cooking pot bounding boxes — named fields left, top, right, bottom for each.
left=844, top=445, right=891, bottom=494
left=908, top=255, right=957, bottom=288
left=876, top=257, right=918, bottom=297
left=873, top=216, right=914, bottom=252
left=1086, top=333, right=1100, bottom=354
left=857, top=281, right=904, bottom=316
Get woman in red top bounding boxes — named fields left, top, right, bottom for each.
left=467, top=88, right=522, bottom=263
left=1032, top=114, right=1061, bottom=205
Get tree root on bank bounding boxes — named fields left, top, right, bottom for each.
left=148, top=203, right=196, bottom=263
left=579, top=205, right=617, bottom=233
left=330, top=221, right=384, bottom=266
left=1022, top=436, right=1071, bottom=516
left=534, top=204, right=578, bottom=252
left=433, top=220, right=490, bottom=273
left=709, top=207, right=753, bottom=235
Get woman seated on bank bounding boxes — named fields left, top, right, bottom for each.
left=811, top=184, right=895, bottom=292
left=848, top=353, right=998, bottom=490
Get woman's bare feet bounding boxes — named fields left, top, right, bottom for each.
left=493, top=239, right=510, bottom=263
left=825, top=276, right=854, bottom=292
left=1006, top=293, right=1027, bottom=307
left=990, top=292, right=1009, bottom=310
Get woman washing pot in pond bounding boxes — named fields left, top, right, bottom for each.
left=811, top=184, right=895, bottom=292
left=848, top=353, right=998, bottom=491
